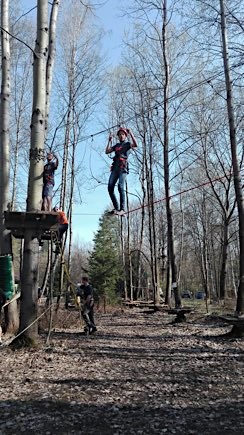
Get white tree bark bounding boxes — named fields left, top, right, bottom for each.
left=27, top=1, right=49, bottom=211
left=0, top=0, right=19, bottom=332
left=19, top=0, right=49, bottom=341
left=45, top=0, right=61, bottom=133
left=0, top=0, right=11, bottom=254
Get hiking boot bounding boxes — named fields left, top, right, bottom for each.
left=117, top=210, right=125, bottom=216
left=106, top=209, right=119, bottom=216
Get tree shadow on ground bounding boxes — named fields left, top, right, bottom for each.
left=0, top=398, right=243, bottom=435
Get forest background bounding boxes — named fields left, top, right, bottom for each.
left=1, top=0, right=244, bottom=333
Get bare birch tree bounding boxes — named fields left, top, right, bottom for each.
left=19, top=0, right=49, bottom=343
left=0, top=0, right=20, bottom=332
left=0, top=0, right=11, bottom=255
left=45, top=0, right=61, bottom=133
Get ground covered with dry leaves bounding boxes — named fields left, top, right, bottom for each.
left=0, top=307, right=244, bottom=434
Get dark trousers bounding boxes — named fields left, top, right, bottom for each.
left=58, top=223, right=68, bottom=240
left=108, top=170, right=127, bottom=211
left=82, top=303, right=95, bottom=328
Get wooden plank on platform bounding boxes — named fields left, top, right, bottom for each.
left=4, top=211, right=59, bottom=239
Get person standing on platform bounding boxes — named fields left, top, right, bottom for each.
left=42, top=152, right=59, bottom=211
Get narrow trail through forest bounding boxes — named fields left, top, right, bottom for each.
left=0, top=308, right=243, bottom=434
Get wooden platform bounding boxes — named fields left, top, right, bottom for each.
left=122, top=300, right=155, bottom=308
left=4, top=211, right=59, bottom=239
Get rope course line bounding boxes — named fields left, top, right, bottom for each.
left=126, top=172, right=232, bottom=215
left=45, top=60, right=244, bottom=155
left=66, top=172, right=234, bottom=217
left=70, top=61, right=244, bottom=145
left=51, top=234, right=80, bottom=303
left=0, top=26, right=34, bottom=53
left=0, top=301, right=56, bottom=348
left=0, top=230, right=80, bottom=347
left=2, top=292, right=21, bottom=309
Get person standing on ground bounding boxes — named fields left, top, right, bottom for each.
left=76, top=277, right=97, bottom=334
left=105, top=127, right=138, bottom=215
left=42, top=152, right=59, bottom=211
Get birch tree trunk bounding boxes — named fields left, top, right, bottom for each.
left=45, top=0, right=61, bottom=133
left=0, top=0, right=19, bottom=332
left=0, top=0, right=11, bottom=254
left=19, top=0, right=49, bottom=342
left=219, top=0, right=244, bottom=315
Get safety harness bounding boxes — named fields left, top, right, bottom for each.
left=111, top=142, right=130, bottom=172
left=43, top=162, right=56, bottom=185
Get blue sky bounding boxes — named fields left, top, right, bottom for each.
left=19, top=0, right=132, bottom=244
left=70, top=0, right=131, bottom=244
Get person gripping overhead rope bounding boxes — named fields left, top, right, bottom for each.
left=105, top=127, right=138, bottom=216
left=42, top=151, right=59, bottom=212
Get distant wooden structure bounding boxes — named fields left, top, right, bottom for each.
left=4, top=211, right=59, bottom=240
left=167, top=307, right=193, bottom=323
left=122, top=300, right=155, bottom=309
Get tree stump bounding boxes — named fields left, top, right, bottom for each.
left=218, top=316, right=244, bottom=338
left=167, top=307, right=193, bottom=323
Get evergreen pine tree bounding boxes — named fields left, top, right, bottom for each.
left=89, top=213, right=123, bottom=304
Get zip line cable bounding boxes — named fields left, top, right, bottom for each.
left=4, top=14, right=242, bottom=152
left=70, top=60, right=244, bottom=145
left=45, top=59, right=244, bottom=153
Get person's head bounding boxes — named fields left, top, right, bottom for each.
left=117, top=128, right=128, bottom=142
left=53, top=206, right=59, bottom=212
left=47, top=152, right=53, bottom=161
left=82, top=276, right=89, bottom=284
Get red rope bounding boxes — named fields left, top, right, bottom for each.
left=126, top=172, right=232, bottom=215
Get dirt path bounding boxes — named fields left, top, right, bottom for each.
left=0, top=309, right=243, bottom=434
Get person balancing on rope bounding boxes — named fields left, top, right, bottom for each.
left=105, top=127, right=138, bottom=216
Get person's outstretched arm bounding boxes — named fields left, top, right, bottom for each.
left=105, top=133, right=114, bottom=154
left=127, top=129, right=138, bottom=148
left=53, top=154, right=59, bottom=169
